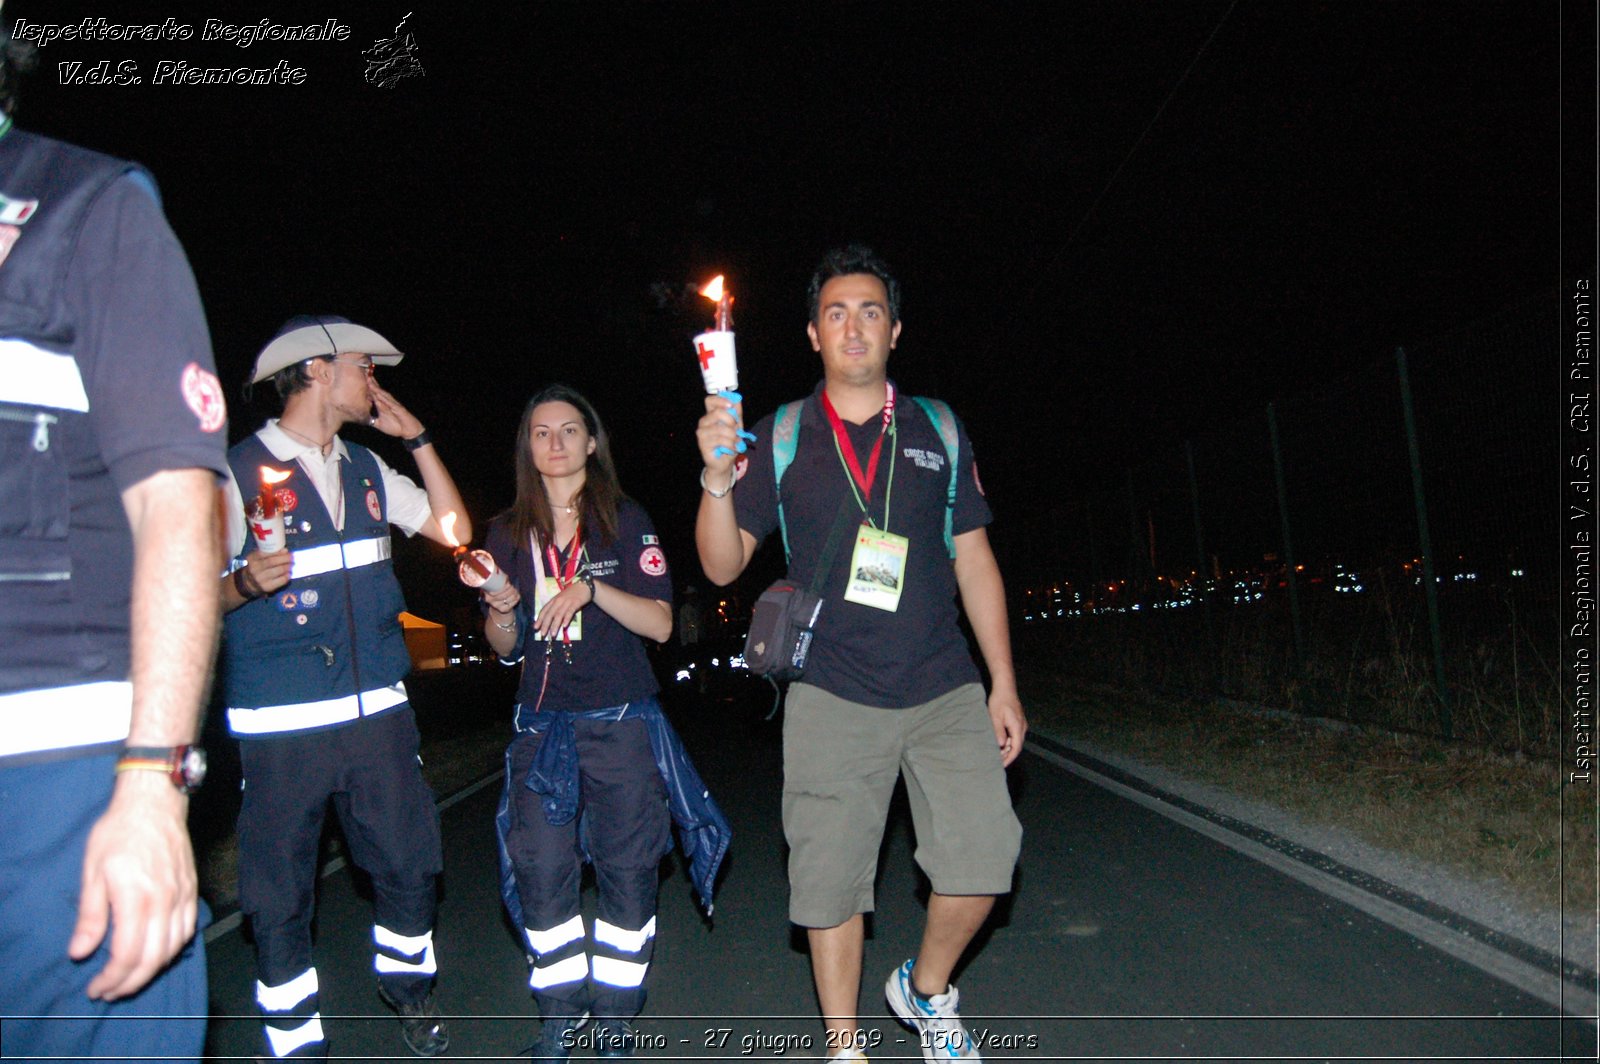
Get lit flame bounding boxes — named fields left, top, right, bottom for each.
left=699, top=275, right=725, bottom=303
left=260, top=466, right=292, bottom=486
left=440, top=511, right=461, bottom=548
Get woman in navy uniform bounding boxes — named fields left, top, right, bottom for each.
left=481, top=384, right=727, bottom=1063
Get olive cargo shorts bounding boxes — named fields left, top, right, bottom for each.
left=782, top=682, right=1022, bottom=928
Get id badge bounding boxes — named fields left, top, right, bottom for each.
left=533, top=576, right=583, bottom=640
left=844, top=525, right=908, bottom=612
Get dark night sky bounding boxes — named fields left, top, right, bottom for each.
left=10, top=1, right=1579, bottom=609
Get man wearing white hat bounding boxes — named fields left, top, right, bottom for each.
left=219, top=314, right=470, bottom=1059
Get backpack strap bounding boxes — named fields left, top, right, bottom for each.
left=775, top=395, right=961, bottom=563
left=910, top=396, right=960, bottom=559
left=771, top=401, right=804, bottom=564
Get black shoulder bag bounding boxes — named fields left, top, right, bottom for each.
left=742, top=499, right=858, bottom=682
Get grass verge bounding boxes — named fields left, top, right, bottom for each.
left=1019, top=660, right=1596, bottom=924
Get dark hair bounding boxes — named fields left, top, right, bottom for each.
left=807, top=244, right=902, bottom=323
left=507, top=384, right=623, bottom=551
left=271, top=358, right=326, bottom=403
left=0, top=28, right=38, bottom=117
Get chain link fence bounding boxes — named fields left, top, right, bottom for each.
left=1019, top=290, right=1561, bottom=753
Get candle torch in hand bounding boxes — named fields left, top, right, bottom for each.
left=441, top=511, right=506, bottom=592
left=251, top=467, right=292, bottom=551
left=695, top=274, right=756, bottom=456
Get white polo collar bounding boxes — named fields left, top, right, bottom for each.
left=260, top=419, right=351, bottom=464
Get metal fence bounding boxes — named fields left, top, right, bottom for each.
left=1018, top=290, right=1561, bottom=752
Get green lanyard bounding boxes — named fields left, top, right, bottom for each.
left=830, top=415, right=897, bottom=533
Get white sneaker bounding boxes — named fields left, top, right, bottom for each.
left=825, top=1048, right=868, bottom=1063
left=884, top=959, right=981, bottom=1062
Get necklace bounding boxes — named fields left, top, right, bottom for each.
left=278, top=422, right=331, bottom=452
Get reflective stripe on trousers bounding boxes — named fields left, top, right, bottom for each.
left=257, top=967, right=326, bottom=1058
left=525, top=914, right=587, bottom=992
left=591, top=915, right=655, bottom=990
left=374, top=923, right=438, bottom=977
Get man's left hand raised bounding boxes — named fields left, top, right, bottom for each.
left=368, top=381, right=424, bottom=439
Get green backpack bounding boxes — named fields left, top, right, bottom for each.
left=770, top=395, right=960, bottom=564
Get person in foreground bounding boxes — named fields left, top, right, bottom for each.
left=219, top=315, right=470, bottom=1059
left=0, top=45, right=228, bottom=1060
left=482, top=384, right=729, bottom=1063
left=694, top=245, right=1024, bottom=1063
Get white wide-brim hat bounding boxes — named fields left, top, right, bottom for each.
left=250, top=314, right=404, bottom=383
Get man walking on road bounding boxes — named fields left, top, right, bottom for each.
left=0, top=29, right=229, bottom=1058
left=220, top=315, right=471, bottom=1059
left=694, top=245, right=1024, bottom=1062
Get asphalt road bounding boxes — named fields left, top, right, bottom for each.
left=202, top=680, right=1591, bottom=1061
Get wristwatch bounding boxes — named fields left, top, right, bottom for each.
left=116, top=744, right=207, bottom=794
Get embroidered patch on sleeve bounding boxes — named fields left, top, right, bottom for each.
left=181, top=362, right=227, bottom=433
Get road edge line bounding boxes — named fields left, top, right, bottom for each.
left=1027, top=732, right=1599, bottom=1021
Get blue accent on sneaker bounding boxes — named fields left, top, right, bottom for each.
left=884, top=959, right=981, bottom=1062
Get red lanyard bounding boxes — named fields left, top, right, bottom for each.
left=820, top=382, right=896, bottom=498
left=531, top=518, right=582, bottom=700
left=543, top=525, right=584, bottom=589
left=540, top=525, right=585, bottom=654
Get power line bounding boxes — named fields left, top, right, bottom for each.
left=1013, top=0, right=1240, bottom=319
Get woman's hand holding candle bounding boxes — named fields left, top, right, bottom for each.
left=482, top=578, right=521, bottom=616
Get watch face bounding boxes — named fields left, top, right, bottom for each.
left=177, top=746, right=208, bottom=792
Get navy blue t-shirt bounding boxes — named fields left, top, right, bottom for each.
left=485, top=498, right=671, bottom=712
left=732, top=382, right=990, bottom=709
